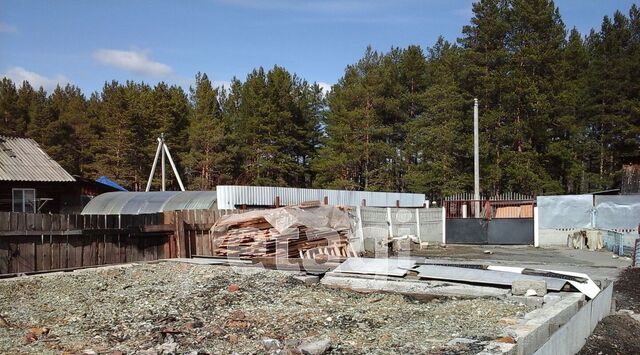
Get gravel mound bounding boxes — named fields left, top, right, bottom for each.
left=0, top=261, right=531, bottom=354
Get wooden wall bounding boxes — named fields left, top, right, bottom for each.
left=0, top=209, right=240, bottom=275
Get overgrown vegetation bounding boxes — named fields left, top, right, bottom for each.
left=1, top=0, right=638, bottom=198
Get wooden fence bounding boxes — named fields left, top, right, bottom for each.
left=0, top=210, right=237, bottom=275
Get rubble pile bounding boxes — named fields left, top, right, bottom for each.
left=211, top=205, right=357, bottom=259
left=0, top=262, right=532, bottom=354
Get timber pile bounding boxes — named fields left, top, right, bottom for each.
left=211, top=214, right=356, bottom=259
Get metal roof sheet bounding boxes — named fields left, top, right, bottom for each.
left=216, top=185, right=426, bottom=209
left=0, top=136, right=75, bottom=182
left=81, top=191, right=217, bottom=215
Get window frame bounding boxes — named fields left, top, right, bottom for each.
left=12, top=188, right=37, bottom=213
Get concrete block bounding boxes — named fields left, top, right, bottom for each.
left=510, top=323, right=549, bottom=355
left=542, top=294, right=561, bottom=307
left=512, top=280, right=547, bottom=296
left=507, top=295, right=545, bottom=307
left=524, top=294, right=581, bottom=337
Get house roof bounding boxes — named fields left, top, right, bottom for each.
left=0, top=136, right=75, bottom=182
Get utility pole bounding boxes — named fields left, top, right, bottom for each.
left=473, top=98, right=480, bottom=217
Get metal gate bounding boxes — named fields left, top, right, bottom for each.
left=443, top=199, right=534, bottom=245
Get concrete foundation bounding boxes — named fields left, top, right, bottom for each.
left=321, top=272, right=510, bottom=298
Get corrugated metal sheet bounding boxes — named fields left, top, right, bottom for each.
left=216, top=185, right=426, bottom=209
left=0, top=136, right=75, bottom=182
left=81, top=191, right=217, bottom=215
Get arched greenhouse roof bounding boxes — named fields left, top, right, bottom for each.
left=81, top=191, right=217, bottom=215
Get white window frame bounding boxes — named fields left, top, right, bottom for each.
left=12, top=188, right=36, bottom=213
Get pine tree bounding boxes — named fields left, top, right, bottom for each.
left=405, top=39, right=471, bottom=199
left=583, top=8, right=639, bottom=190
left=313, top=47, right=395, bottom=191
left=0, top=78, right=23, bottom=136
left=184, top=72, right=232, bottom=189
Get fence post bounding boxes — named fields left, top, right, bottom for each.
left=534, top=206, right=539, bottom=247
left=441, top=207, right=446, bottom=244
left=387, top=208, right=393, bottom=239
left=415, top=209, right=421, bottom=243
left=356, top=205, right=365, bottom=253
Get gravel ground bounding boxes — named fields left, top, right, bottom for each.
left=0, top=261, right=532, bottom=354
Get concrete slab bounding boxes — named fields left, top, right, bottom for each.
left=332, top=257, right=418, bottom=277
left=414, top=265, right=568, bottom=291
left=321, top=272, right=510, bottom=298
left=412, top=245, right=631, bottom=283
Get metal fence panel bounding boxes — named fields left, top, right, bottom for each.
left=594, top=195, right=640, bottom=230
left=216, top=185, right=427, bottom=209
left=487, top=219, right=534, bottom=245
left=446, top=219, right=488, bottom=244
left=537, top=195, right=593, bottom=229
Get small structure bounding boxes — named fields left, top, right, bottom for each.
left=81, top=191, right=218, bottom=215
left=0, top=136, right=118, bottom=213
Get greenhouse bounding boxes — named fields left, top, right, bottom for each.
left=81, top=191, right=217, bottom=215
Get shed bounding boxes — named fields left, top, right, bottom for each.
left=0, top=136, right=119, bottom=213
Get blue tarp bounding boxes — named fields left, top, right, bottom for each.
left=96, top=176, right=128, bottom=191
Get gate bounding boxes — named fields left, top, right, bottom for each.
left=443, top=199, right=535, bottom=245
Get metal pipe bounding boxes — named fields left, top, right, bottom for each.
left=145, top=139, right=163, bottom=192
left=162, top=143, right=186, bottom=191
left=473, top=98, right=480, bottom=217
left=161, top=135, right=166, bottom=191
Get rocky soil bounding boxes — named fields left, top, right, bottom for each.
left=580, top=267, right=640, bottom=355
left=0, top=261, right=531, bottom=354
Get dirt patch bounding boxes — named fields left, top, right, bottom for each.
left=578, top=314, right=640, bottom=355
left=580, top=267, right=640, bottom=354
left=613, top=267, right=640, bottom=313
left=0, top=261, right=531, bottom=354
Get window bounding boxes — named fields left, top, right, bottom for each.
left=12, top=189, right=36, bottom=213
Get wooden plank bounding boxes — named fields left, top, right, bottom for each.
left=9, top=212, right=18, bottom=231
left=60, top=214, right=69, bottom=231
left=8, top=237, right=20, bottom=273
left=0, top=238, right=8, bottom=274
left=141, top=224, right=174, bottom=233
left=0, top=213, right=9, bottom=231
left=51, top=214, right=61, bottom=232
left=41, top=235, right=52, bottom=271
left=51, top=235, right=62, bottom=270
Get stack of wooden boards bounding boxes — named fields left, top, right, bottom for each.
left=210, top=206, right=357, bottom=260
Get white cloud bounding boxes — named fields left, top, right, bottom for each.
left=317, top=82, right=332, bottom=93
left=2, top=67, right=70, bottom=91
left=93, top=49, right=173, bottom=77
left=0, top=22, right=17, bottom=33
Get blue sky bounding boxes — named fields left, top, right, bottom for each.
left=0, top=0, right=637, bottom=95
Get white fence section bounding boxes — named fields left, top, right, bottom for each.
left=355, top=206, right=444, bottom=254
